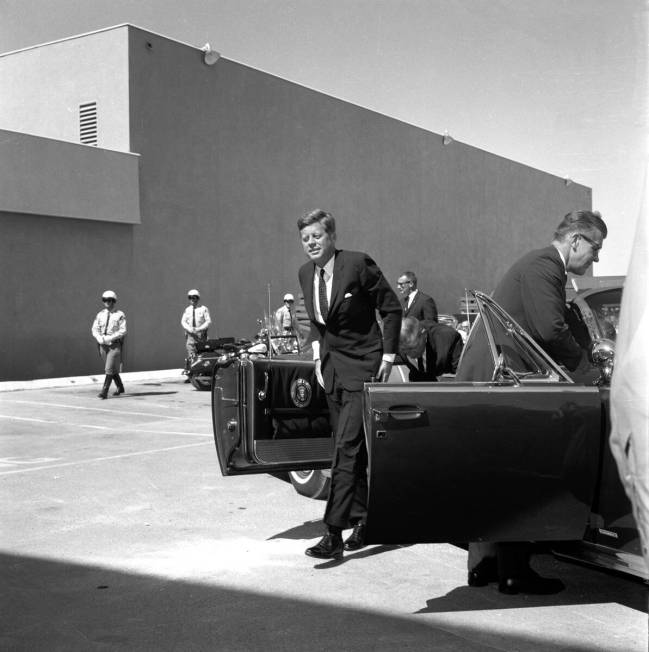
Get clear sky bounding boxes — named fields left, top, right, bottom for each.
left=1, top=0, right=647, bottom=275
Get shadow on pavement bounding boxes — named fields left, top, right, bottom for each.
left=0, top=552, right=614, bottom=652
left=267, top=519, right=323, bottom=540
left=416, top=552, right=648, bottom=614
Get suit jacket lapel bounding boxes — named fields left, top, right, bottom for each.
left=303, top=264, right=316, bottom=321
left=328, top=250, right=344, bottom=315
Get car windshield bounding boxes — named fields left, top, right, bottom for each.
left=480, top=307, right=562, bottom=379
left=458, top=293, right=570, bottom=383
left=584, top=289, right=621, bottom=342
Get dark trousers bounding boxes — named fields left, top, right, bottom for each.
left=323, top=377, right=368, bottom=530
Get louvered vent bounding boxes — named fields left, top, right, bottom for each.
left=79, top=102, right=98, bottom=145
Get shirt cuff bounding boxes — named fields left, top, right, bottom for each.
left=382, top=353, right=395, bottom=363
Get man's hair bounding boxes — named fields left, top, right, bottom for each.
left=553, top=210, right=608, bottom=241
left=297, top=209, right=336, bottom=234
left=399, top=271, right=417, bottom=287
left=399, top=316, right=422, bottom=349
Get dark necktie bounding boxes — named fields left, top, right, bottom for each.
left=192, top=306, right=196, bottom=327
left=417, top=357, right=424, bottom=373
left=319, top=268, right=329, bottom=321
left=104, top=310, right=110, bottom=335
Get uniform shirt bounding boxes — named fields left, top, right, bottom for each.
left=275, top=304, right=295, bottom=331
left=92, top=309, right=127, bottom=345
left=181, top=304, right=211, bottom=334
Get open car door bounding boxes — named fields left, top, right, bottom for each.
left=363, top=291, right=603, bottom=545
left=212, top=356, right=333, bottom=475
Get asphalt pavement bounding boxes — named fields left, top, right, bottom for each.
left=0, top=372, right=647, bottom=651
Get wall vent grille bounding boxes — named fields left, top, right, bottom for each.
left=79, top=102, right=98, bottom=145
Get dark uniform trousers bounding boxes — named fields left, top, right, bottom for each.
left=322, top=372, right=368, bottom=529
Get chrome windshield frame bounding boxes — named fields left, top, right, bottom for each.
left=472, top=290, right=573, bottom=383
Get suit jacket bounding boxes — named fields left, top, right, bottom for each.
left=299, top=249, right=402, bottom=392
left=403, top=290, right=438, bottom=322
left=456, top=246, right=583, bottom=381
left=400, top=320, right=464, bottom=381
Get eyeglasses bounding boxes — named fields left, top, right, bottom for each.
left=579, top=233, right=602, bottom=253
left=188, top=295, right=199, bottom=300
left=397, top=281, right=412, bottom=287
left=102, top=298, right=115, bottom=303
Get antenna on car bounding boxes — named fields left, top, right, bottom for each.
left=266, top=283, right=273, bottom=359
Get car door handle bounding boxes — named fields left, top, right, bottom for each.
left=372, top=406, right=425, bottom=422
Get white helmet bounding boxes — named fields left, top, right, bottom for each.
left=102, top=290, right=117, bottom=301
left=283, top=293, right=295, bottom=302
left=187, top=289, right=200, bottom=298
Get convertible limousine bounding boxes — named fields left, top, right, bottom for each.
left=211, top=284, right=647, bottom=581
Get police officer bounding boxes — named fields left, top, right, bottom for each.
left=275, top=293, right=297, bottom=333
left=91, top=290, right=127, bottom=399
left=181, top=289, right=212, bottom=378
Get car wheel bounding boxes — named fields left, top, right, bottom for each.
left=289, top=470, right=330, bottom=500
left=190, top=376, right=211, bottom=391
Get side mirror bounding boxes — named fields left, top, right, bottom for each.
left=590, top=338, right=615, bottom=385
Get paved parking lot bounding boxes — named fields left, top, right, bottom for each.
left=1, top=374, right=647, bottom=651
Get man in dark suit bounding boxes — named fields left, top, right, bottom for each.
left=457, top=209, right=608, bottom=594
left=398, top=316, right=463, bottom=381
left=298, top=209, right=402, bottom=559
left=397, top=271, right=438, bottom=322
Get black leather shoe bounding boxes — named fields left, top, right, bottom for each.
left=305, top=533, right=343, bottom=559
left=467, top=557, right=498, bottom=587
left=498, top=571, right=565, bottom=595
left=344, top=522, right=366, bottom=551
left=113, top=388, right=124, bottom=396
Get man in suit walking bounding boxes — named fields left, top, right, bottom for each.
left=457, top=209, right=608, bottom=594
left=397, top=271, right=438, bottom=322
left=298, top=209, right=402, bottom=559
left=398, top=316, right=463, bottom=381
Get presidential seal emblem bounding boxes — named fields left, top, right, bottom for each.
left=290, top=378, right=312, bottom=408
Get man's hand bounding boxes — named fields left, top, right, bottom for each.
left=376, top=360, right=393, bottom=382
left=315, top=359, right=324, bottom=389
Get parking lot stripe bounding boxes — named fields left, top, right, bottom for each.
left=1, top=399, right=207, bottom=420
left=0, top=442, right=210, bottom=476
left=127, top=429, right=211, bottom=437
left=0, top=414, right=52, bottom=423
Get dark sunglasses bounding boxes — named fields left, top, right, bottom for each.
left=579, top=233, right=602, bottom=253
left=188, top=295, right=199, bottom=300
left=102, top=298, right=116, bottom=303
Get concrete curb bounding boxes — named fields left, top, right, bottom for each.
left=0, top=369, right=185, bottom=393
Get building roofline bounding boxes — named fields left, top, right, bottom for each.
left=0, top=23, right=590, bottom=189
left=0, top=23, right=202, bottom=59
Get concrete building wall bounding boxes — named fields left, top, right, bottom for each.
left=0, top=25, right=591, bottom=381
left=125, top=26, right=590, bottom=372
left=0, top=129, right=140, bottom=222
left=0, top=27, right=130, bottom=152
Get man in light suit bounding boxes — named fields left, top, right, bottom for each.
left=397, top=271, right=438, bottom=322
left=398, top=316, right=463, bottom=381
left=298, top=209, right=402, bottom=559
left=457, top=209, right=608, bottom=594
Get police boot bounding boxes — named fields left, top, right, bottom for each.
left=113, top=374, right=125, bottom=396
left=98, top=375, right=112, bottom=399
